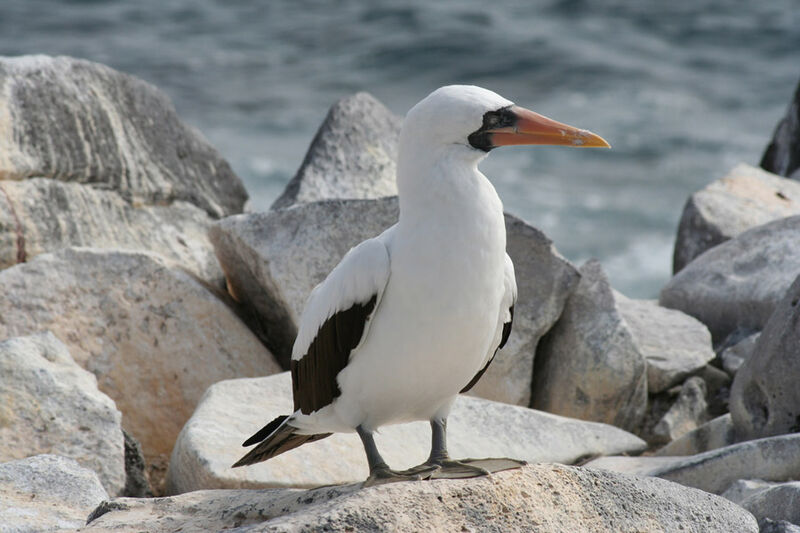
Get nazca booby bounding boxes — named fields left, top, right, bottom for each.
left=234, top=85, right=609, bottom=484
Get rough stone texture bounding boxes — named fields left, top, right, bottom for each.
left=586, top=433, right=800, bottom=494
left=86, top=464, right=757, bottom=533
left=0, top=247, right=281, bottom=467
left=739, top=482, right=800, bottom=527
left=0, top=55, right=247, bottom=218
left=761, top=79, right=800, bottom=180
left=651, top=377, right=709, bottom=444
left=655, top=414, right=736, bottom=456
left=271, top=92, right=400, bottom=210
left=122, top=430, right=152, bottom=498
left=722, top=332, right=761, bottom=377
left=730, top=274, right=800, bottom=441
left=532, top=260, right=647, bottom=432
left=616, top=295, right=715, bottom=393
left=0, top=332, right=125, bottom=496
left=673, top=164, right=800, bottom=272
left=211, top=198, right=579, bottom=405
left=760, top=519, right=800, bottom=533
left=722, top=479, right=780, bottom=505
left=0, top=454, right=108, bottom=533
left=0, top=178, right=221, bottom=280
left=697, top=364, right=732, bottom=418
left=660, top=215, right=800, bottom=343
left=166, top=372, right=645, bottom=493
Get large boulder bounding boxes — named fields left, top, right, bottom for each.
left=0, top=454, right=108, bottom=533
left=761, top=79, right=800, bottom=180
left=210, top=198, right=579, bottom=405
left=0, top=247, right=281, bottom=470
left=0, top=55, right=247, bottom=218
left=531, top=260, right=647, bottom=432
left=271, top=92, right=401, bottom=210
left=0, top=332, right=125, bottom=496
left=672, top=164, right=800, bottom=272
left=660, top=215, right=800, bottom=343
left=738, top=482, right=800, bottom=528
left=166, top=372, right=645, bottom=493
left=730, top=274, right=800, bottom=440
left=86, top=464, right=757, bottom=532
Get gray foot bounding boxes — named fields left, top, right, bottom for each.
left=403, top=457, right=527, bottom=480
left=363, top=466, right=425, bottom=487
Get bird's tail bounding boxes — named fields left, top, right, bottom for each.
left=232, top=414, right=331, bottom=467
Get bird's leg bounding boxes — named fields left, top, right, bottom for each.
left=357, top=425, right=423, bottom=487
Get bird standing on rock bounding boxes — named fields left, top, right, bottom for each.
left=233, top=85, right=610, bottom=485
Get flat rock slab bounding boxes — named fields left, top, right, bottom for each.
left=87, top=464, right=756, bottom=533
left=0, top=55, right=246, bottom=217
left=739, top=482, right=800, bottom=526
left=166, top=372, right=645, bottom=493
left=0, top=247, right=281, bottom=466
left=0, top=332, right=125, bottom=495
left=1, top=454, right=108, bottom=533
left=655, top=414, right=736, bottom=456
left=587, top=433, right=800, bottom=494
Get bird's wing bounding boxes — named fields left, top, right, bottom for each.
left=290, top=233, right=392, bottom=415
left=460, top=253, right=517, bottom=393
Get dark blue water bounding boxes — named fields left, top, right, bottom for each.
left=1, top=0, right=797, bottom=296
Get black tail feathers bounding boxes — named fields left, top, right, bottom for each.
left=232, top=415, right=331, bottom=468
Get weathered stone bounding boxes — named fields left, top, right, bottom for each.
left=673, top=164, right=800, bottom=272
left=721, top=332, right=760, bottom=377
left=730, top=274, right=800, bottom=441
left=0, top=248, right=281, bottom=469
left=532, top=260, right=647, bottom=432
left=586, top=433, right=800, bottom=494
left=211, top=198, right=579, bottom=405
left=696, top=364, right=732, bottom=417
left=651, top=377, right=709, bottom=444
left=655, top=414, right=736, bottom=456
left=122, top=430, right=152, bottom=498
left=660, top=215, right=800, bottom=343
left=722, top=479, right=779, bottom=505
left=739, top=482, right=800, bottom=528
left=616, top=295, right=715, bottom=393
left=88, top=464, right=757, bottom=533
left=761, top=79, right=800, bottom=180
left=0, top=178, right=221, bottom=281
left=0, top=55, right=247, bottom=217
left=166, top=372, right=645, bottom=493
left=0, top=454, right=108, bottom=533
left=760, top=519, right=800, bottom=533
left=271, top=92, right=400, bottom=210
left=0, top=332, right=125, bottom=495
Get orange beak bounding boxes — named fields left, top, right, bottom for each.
left=489, top=105, right=610, bottom=148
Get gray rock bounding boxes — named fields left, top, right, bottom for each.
left=0, top=247, right=281, bottom=471
left=673, top=164, right=800, bottom=272
left=655, top=414, right=736, bottom=456
left=761, top=79, right=800, bottom=180
left=740, top=482, right=800, bottom=528
left=0, top=454, right=108, bottom=533
left=616, top=295, right=715, bottom=393
left=660, top=215, right=800, bottom=343
left=210, top=198, right=579, bottom=405
left=722, top=479, right=779, bottom=505
left=0, top=55, right=246, bottom=218
left=532, top=260, right=647, bottom=432
left=166, top=371, right=645, bottom=493
left=271, top=92, right=400, bottom=210
left=721, top=332, right=761, bottom=377
left=122, top=430, right=152, bottom=498
left=651, top=377, right=709, bottom=444
left=760, top=519, right=800, bottom=533
left=88, top=464, right=757, bottom=533
left=730, top=274, right=800, bottom=441
left=697, top=364, right=732, bottom=417
left=0, top=332, right=125, bottom=495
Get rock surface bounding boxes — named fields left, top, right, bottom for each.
left=730, top=274, right=800, bottom=441
left=660, top=215, right=800, bottom=343
left=0, top=332, right=125, bottom=496
left=122, top=430, right=152, bottom=498
left=0, top=55, right=247, bottom=218
left=166, top=372, right=645, bottom=493
left=532, top=260, right=647, bottom=432
left=761, top=79, right=800, bottom=180
left=739, top=482, right=800, bottom=527
left=271, top=92, right=400, bottom=209
left=0, top=454, right=108, bottom=533
left=88, top=464, right=757, bottom=533
left=722, top=479, right=780, bottom=505
left=673, top=164, right=800, bottom=272
left=651, top=377, right=709, bottom=444
left=655, top=414, right=736, bottom=456
left=0, top=247, right=281, bottom=467
left=721, top=332, right=760, bottom=377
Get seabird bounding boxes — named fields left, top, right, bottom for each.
left=233, top=85, right=609, bottom=484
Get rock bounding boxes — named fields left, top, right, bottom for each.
left=721, top=332, right=760, bottom=376
left=531, top=260, right=647, bottom=432
left=651, top=377, right=709, bottom=444
left=739, top=482, right=800, bottom=528
left=730, top=274, right=800, bottom=441
left=166, top=372, right=646, bottom=493
left=673, top=164, right=800, bottom=272
left=0, top=55, right=247, bottom=217
left=122, top=430, right=152, bottom=498
left=0, top=178, right=221, bottom=281
left=696, top=364, right=732, bottom=417
left=760, top=519, right=800, bottom=533
left=210, top=198, right=579, bottom=405
left=660, top=215, right=800, bottom=343
left=0, top=247, right=281, bottom=469
left=271, top=92, right=400, bottom=210
left=722, top=479, right=779, bottom=505
left=0, top=332, right=125, bottom=495
left=586, top=433, right=800, bottom=494
left=616, top=295, right=715, bottom=393
left=655, top=414, right=736, bottom=456
left=87, top=464, right=757, bottom=532
left=0, top=454, right=108, bottom=533
left=761, top=79, right=800, bottom=180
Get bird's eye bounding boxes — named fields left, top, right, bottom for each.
left=483, top=107, right=515, bottom=130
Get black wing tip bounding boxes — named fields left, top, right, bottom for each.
left=241, top=415, right=290, bottom=447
